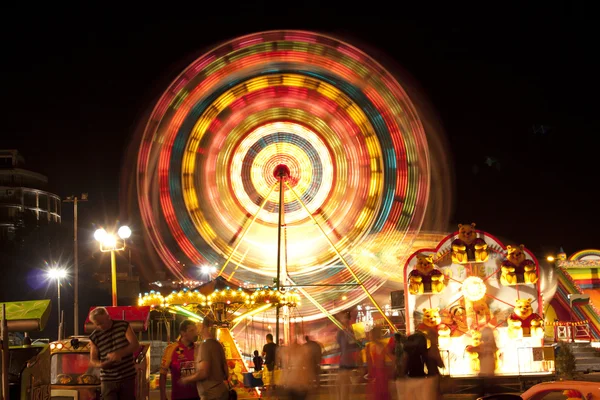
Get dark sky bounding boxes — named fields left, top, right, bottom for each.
left=2, top=4, right=599, bottom=266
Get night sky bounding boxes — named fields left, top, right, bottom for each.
left=2, top=4, right=599, bottom=291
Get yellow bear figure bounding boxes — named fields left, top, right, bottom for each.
left=501, top=245, right=538, bottom=285
left=408, top=274, right=423, bottom=295
left=509, top=298, right=543, bottom=338
left=420, top=307, right=442, bottom=328
left=451, top=223, right=489, bottom=264
left=408, top=254, right=445, bottom=294
left=466, top=330, right=482, bottom=372
left=530, top=318, right=545, bottom=339
left=451, top=242, right=468, bottom=264
left=507, top=318, right=523, bottom=339
left=417, top=308, right=442, bottom=348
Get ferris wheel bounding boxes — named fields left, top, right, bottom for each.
left=135, top=30, right=432, bottom=323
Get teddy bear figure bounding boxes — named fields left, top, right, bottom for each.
left=530, top=318, right=545, bottom=339
left=500, top=264, right=517, bottom=286
left=501, top=245, right=538, bottom=285
left=509, top=298, right=543, bottom=338
left=466, top=330, right=482, bottom=372
left=408, top=254, right=445, bottom=294
left=419, top=307, right=442, bottom=330
left=451, top=223, right=489, bottom=264
left=408, top=274, right=423, bottom=295
left=417, top=308, right=443, bottom=348
left=507, top=318, right=523, bottom=339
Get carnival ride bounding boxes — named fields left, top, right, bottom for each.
left=133, top=29, right=437, bottom=330
left=129, top=29, right=448, bottom=397
left=548, top=249, right=600, bottom=342
left=404, top=224, right=555, bottom=377
left=138, top=276, right=302, bottom=397
left=0, top=300, right=52, bottom=400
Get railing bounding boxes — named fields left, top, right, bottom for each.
left=550, top=320, right=591, bottom=342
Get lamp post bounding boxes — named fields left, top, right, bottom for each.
left=63, top=193, right=87, bottom=336
left=47, top=268, right=67, bottom=340
left=94, top=226, right=131, bottom=306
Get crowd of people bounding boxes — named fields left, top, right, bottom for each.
left=87, top=307, right=497, bottom=400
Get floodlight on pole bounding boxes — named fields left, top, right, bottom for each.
left=47, top=267, right=67, bottom=340
left=94, top=226, right=131, bottom=306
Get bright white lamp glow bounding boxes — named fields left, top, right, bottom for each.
left=118, top=226, right=132, bottom=239
left=201, top=266, right=210, bottom=274
left=102, top=234, right=117, bottom=249
left=461, top=276, right=487, bottom=302
left=48, top=268, right=67, bottom=280
left=94, top=228, right=107, bottom=242
left=210, top=266, right=217, bottom=273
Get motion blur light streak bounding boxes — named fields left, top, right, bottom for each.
left=136, top=30, right=435, bottom=320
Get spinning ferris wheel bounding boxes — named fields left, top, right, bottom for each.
left=135, top=30, right=433, bottom=324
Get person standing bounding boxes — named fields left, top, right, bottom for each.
left=262, top=333, right=277, bottom=386
left=401, top=332, right=437, bottom=400
left=386, top=332, right=407, bottom=399
left=280, top=339, right=315, bottom=400
left=160, top=320, right=200, bottom=400
left=88, top=307, right=140, bottom=399
left=181, top=318, right=229, bottom=400
left=304, top=335, right=323, bottom=387
left=335, top=311, right=358, bottom=400
left=365, top=326, right=391, bottom=400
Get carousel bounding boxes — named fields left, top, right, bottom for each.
left=138, top=277, right=301, bottom=397
left=404, top=223, right=555, bottom=377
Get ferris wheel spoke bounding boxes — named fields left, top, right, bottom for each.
left=218, top=182, right=278, bottom=277
left=285, top=181, right=397, bottom=332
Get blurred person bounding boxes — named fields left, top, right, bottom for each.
left=400, top=332, right=437, bottom=400
left=335, top=311, right=358, bottom=400
left=160, top=320, right=199, bottom=400
left=181, top=318, right=228, bottom=400
left=304, top=335, right=323, bottom=387
left=253, top=350, right=263, bottom=372
left=365, top=326, right=391, bottom=400
left=468, top=327, right=498, bottom=396
left=386, top=332, right=407, bottom=399
left=419, top=329, right=444, bottom=396
left=279, top=339, right=316, bottom=400
left=88, top=307, right=140, bottom=400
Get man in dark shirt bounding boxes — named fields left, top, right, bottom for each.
left=261, top=333, right=277, bottom=386
left=89, top=307, right=140, bottom=400
left=262, top=333, right=277, bottom=371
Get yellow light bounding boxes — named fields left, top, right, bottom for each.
left=102, top=234, right=117, bottom=249
left=461, top=276, right=486, bottom=302
left=342, top=296, right=348, bottom=301
left=547, top=256, right=555, bottom=262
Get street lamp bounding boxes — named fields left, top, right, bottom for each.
left=47, top=268, right=67, bottom=340
left=94, top=226, right=131, bottom=306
